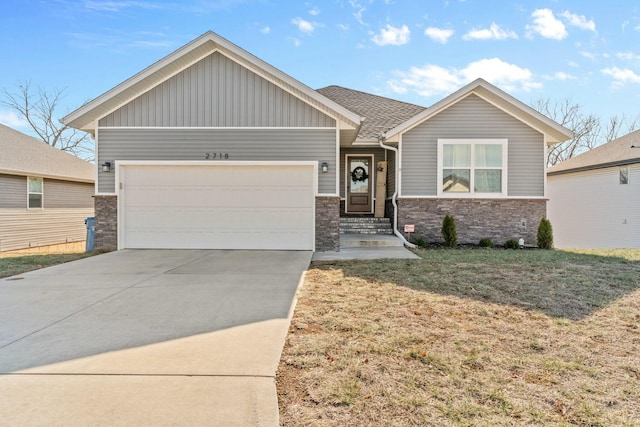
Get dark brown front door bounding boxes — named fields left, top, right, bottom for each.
left=346, top=157, right=373, bottom=213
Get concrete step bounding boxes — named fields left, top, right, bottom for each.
left=340, top=233, right=404, bottom=248
left=340, top=217, right=393, bottom=235
left=339, top=228, right=394, bottom=235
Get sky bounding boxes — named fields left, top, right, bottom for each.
left=1, top=0, right=639, bottom=138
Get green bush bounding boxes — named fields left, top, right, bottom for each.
left=478, top=238, right=494, bottom=248
left=504, top=239, right=520, bottom=249
left=537, top=218, right=554, bottom=249
left=441, top=214, right=457, bottom=248
left=412, top=236, right=429, bottom=248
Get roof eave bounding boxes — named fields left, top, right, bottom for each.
left=548, top=157, right=640, bottom=176
left=0, top=168, right=94, bottom=183
left=62, top=31, right=362, bottom=132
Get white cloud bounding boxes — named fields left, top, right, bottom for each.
left=526, top=8, right=567, bottom=40
left=545, top=71, right=576, bottom=81
left=338, top=23, right=350, bottom=31
left=568, top=61, right=579, bottom=68
left=371, top=24, right=410, bottom=46
left=388, top=57, right=540, bottom=97
left=561, top=11, right=596, bottom=32
left=579, top=51, right=596, bottom=60
left=602, top=67, right=640, bottom=86
left=349, top=0, right=367, bottom=25
left=260, top=26, right=270, bottom=34
left=291, top=17, right=320, bottom=34
left=0, top=110, right=28, bottom=128
left=616, top=52, right=640, bottom=60
left=463, top=23, right=517, bottom=40
left=424, top=27, right=455, bottom=44
left=83, top=1, right=163, bottom=12
left=308, top=6, right=320, bottom=16
left=289, top=37, right=302, bottom=47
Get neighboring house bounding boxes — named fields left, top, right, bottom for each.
left=0, top=124, right=94, bottom=253
left=61, top=31, right=572, bottom=252
left=547, top=130, right=640, bottom=248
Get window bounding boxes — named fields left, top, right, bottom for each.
left=28, top=177, right=43, bottom=208
left=620, top=167, right=629, bottom=185
left=438, top=139, right=507, bottom=197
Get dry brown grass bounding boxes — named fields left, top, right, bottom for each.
left=277, top=249, right=640, bottom=426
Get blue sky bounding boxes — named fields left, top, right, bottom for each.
left=1, top=0, right=639, bottom=136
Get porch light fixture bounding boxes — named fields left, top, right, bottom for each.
left=102, top=161, right=112, bottom=173
left=321, top=162, right=329, bottom=173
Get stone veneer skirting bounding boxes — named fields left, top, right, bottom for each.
left=94, top=194, right=340, bottom=252
left=316, top=196, right=340, bottom=251
left=94, top=195, right=118, bottom=250
left=397, top=198, right=547, bottom=246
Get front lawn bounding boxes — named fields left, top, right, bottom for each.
left=277, top=249, right=640, bottom=426
left=0, top=251, right=106, bottom=279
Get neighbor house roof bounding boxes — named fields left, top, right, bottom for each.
left=0, top=123, right=94, bottom=182
left=383, top=78, right=574, bottom=145
left=316, top=85, right=426, bottom=143
left=62, top=31, right=363, bottom=138
left=547, top=129, right=640, bottom=176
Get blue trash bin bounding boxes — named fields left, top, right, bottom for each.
left=85, top=217, right=95, bottom=251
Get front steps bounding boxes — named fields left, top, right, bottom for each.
left=339, top=216, right=404, bottom=248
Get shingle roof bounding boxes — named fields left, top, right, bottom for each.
left=0, top=124, right=94, bottom=182
left=547, top=129, right=640, bottom=175
left=316, top=85, right=426, bottom=142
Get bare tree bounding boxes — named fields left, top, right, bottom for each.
left=604, top=113, right=640, bottom=142
left=2, top=81, right=93, bottom=159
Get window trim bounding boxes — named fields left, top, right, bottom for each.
left=27, top=176, right=44, bottom=209
left=437, top=139, right=508, bottom=198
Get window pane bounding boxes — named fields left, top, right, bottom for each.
left=443, top=169, right=470, bottom=192
left=475, top=144, right=502, bottom=167
left=443, top=144, right=470, bottom=167
left=28, top=177, right=43, bottom=193
left=29, top=194, right=42, bottom=208
left=475, top=170, right=502, bottom=192
left=620, top=167, right=629, bottom=184
left=350, top=159, right=369, bottom=193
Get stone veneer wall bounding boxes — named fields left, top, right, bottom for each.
left=397, top=198, right=547, bottom=246
left=94, top=195, right=118, bottom=250
left=316, top=196, right=340, bottom=251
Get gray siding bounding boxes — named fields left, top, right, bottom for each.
left=99, top=52, right=336, bottom=128
left=44, top=179, right=94, bottom=209
left=387, top=149, right=396, bottom=198
left=0, top=174, right=26, bottom=208
left=340, top=147, right=386, bottom=198
left=0, top=208, right=93, bottom=252
left=401, top=94, right=544, bottom=197
left=98, top=128, right=337, bottom=194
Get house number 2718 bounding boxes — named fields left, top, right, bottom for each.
left=205, top=153, right=229, bottom=160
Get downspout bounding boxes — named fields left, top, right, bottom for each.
left=378, top=135, right=416, bottom=249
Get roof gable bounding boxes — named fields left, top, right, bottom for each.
left=0, top=124, right=94, bottom=182
left=548, top=129, right=640, bottom=175
left=316, top=86, right=426, bottom=142
left=63, top=31, right=362, bottom=134
left=383, top=78, right=573, bottom=145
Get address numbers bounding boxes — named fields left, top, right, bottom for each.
left=205, top=152, right=230, bottom=160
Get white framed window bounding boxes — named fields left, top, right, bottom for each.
left=620, top=167, right=629, bottom=185
left=28, top=177, right=43, bottom=209
left=437, top=139, right=508, bottom=197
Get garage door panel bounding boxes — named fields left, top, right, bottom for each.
left=120, top=164, right=315, bottom=250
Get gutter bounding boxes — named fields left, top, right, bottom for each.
left=378, top=136, right=416, bottom=249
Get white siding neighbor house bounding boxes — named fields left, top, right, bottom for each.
left=62, top=31, right=572, bottom=252
left=0, top=124, right=94, bottom=253
left=547, top=130, right=640, bottom=249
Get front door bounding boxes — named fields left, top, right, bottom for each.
left=346, top=156, right=373, bottom=213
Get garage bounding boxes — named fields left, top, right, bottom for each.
left=117, top=162, right=316, bottom=250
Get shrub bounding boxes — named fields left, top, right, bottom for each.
left=537, top=218, right=554, bottom=249
left=504, top=239, right=520, bottom=249
left=441, top=214, right=457, bottom=247
left=478, top=238, right=494, bottom=248
left=412, top=236, right=429, bottom=248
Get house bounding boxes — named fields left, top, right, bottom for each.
left=0, top=124, right=94, bottom=253
left=547, top=130, right=640, bottom=248
left=61, top=31, right=572, bottom=252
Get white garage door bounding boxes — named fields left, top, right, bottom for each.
left=119, top=163, right=315, bottom=250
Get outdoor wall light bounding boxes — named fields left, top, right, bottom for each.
left=518, top=238, right=524, bottom=248
left=321, top=162, right=329, bottom=173
left=102, top=161, right=112, bottom=173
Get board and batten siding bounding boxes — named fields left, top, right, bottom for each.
left=0, top=174, right=27, bottom=208
left=99, top=52, right=336, bottom=129
left=401, top=94, right=545, bottom=197
left=97, top=128, right=337, bottom=194
left=0, top=208, right=93, bottom=252
left=339, top=147, right=386, bottom=199
left=547, top=165, right=640, bottom=248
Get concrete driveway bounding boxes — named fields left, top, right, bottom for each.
left=0, top=249, right=312, bottom=426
